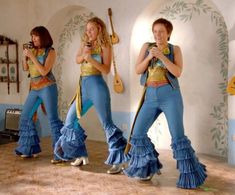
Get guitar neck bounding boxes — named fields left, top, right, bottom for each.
left=108, top=8, right=116, bottom=36
left=112, top=48, right=118, bottom=74
left=108, top=15, right=115, bottom=35
left=112, top=56, right=118, bottom=74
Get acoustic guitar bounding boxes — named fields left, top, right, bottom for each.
left=112, top=48, right=124, bottom=93
left=108, top=8, right=119, bottom=44
left=227, top=76, right=235, bottom=95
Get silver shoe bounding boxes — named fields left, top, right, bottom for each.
left=21, top=154, right=38, bottom=158
left=107, top=165, right=122, bottom=174
left=71, top=157, right=89, bottom=166
left=156, top=170, right=161, bottom=175
left=135, top=174, right=154, bottom=181
left=50, top=159, right=65, bottom=164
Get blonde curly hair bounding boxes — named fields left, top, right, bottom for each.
left=82, top=17, right=111, bottom=48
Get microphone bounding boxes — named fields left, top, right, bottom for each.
left=23, top=41, right=33, bottom=61
left=150, top=44, right=158, bottom=67
left=85, top=39, right=92, bottom=48
left=23, top=41, right=33, bottom=49
left=84, top=41, right=92, bottom=63
left=150, top=58, right=156, bottom=68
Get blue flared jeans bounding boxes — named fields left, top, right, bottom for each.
left=133, top=84, right=184, bottom=139
left=15, top=84, right=63, bottom=159
left=124, top=84, right=207, bottom=189
left=54, top=75, right=128, bottom=165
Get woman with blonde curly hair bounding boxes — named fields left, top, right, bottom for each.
left=54, top=17, right=128, bottom=174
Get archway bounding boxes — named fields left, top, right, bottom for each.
left=130, top=0, right=228, bottom=157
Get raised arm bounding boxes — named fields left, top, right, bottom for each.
left=135, top=42, right=153, bottom=74
left=22, top=55, right=29, bottom=71
left=76, top=42, right=86, bottom=64
left=152, top=45, right=183, bottom=77
left=81, top=45, right=112, bottom=75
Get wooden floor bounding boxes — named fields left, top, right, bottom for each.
left=0, top=137, right=235, bottom=195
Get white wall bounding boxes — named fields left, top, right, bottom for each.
left=0, top=0, right=29, bottom=103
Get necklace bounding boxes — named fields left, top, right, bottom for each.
left=158, top=44, right=170, bottom=55
left=162, top=47, right=170, bottom=55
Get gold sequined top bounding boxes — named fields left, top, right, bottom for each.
left=80, top=45, right=102, bottom=76
left=28, top=48, right=45, bottom=78
left=146, top=45, right=170, bottom=85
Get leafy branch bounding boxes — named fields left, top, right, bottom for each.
left=160, top=0, right=228, bottom=156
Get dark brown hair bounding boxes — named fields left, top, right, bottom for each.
left=152, top=18, right=173, bottom=41
left=30, top=26, right=53, bottom=48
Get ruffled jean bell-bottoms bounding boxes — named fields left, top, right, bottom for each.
left=123, top=84, right=207, bottom=189
left=54, top=75, right=129, bottom=165
left=15, top=84, right=63, bottom=160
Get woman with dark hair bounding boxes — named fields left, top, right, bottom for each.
left=15, top=26, right=63, bottom=163
left=123, top=18, right=207, bottom=189
left=54, top=17, right=128, bottom=174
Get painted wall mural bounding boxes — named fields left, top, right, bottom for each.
left=54, top=12, right=94, bottom=120
left=158, top=0, right=228, bottom=156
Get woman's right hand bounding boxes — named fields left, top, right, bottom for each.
left=76, top=43, right=92, bottom=64
left=83, top=44, right=92, bottom=54
left=23, top=49, right=28, bottom=58
left=148, top=46, right=158, bottom=61
left=82, top=45, right=92, bottom=61
left=23, top=48, right=34, bottom=60
left=22, top=49, right=29, bottom=71
left=135, top=42, right=154, bottom=74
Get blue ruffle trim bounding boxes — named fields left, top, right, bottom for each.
left=15, top=118, right=41, bottom=156
left=54, top=124, right=88, bottom=161
left=50, top=119, right=63, bottom=147
left=171, top=136, right=207, bottom=189
left=50, top=119, right=63, bottom=160
left=123, top=161, right=159, bottom=178
left=105, top=145, right=130, bottom=165
left=123, top=135, right=162, bottom=178
left=105, top=125, right=125, bottom=145
left=104, top=125, right=129, bottom=165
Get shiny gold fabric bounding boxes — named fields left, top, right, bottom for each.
left=28, top=64, right=41, bottom=77
left=80, top=63, right=101, bottom=76
left=28, top=48, right=45, bottom=78
left=147, top=66, right=168, bottom=83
